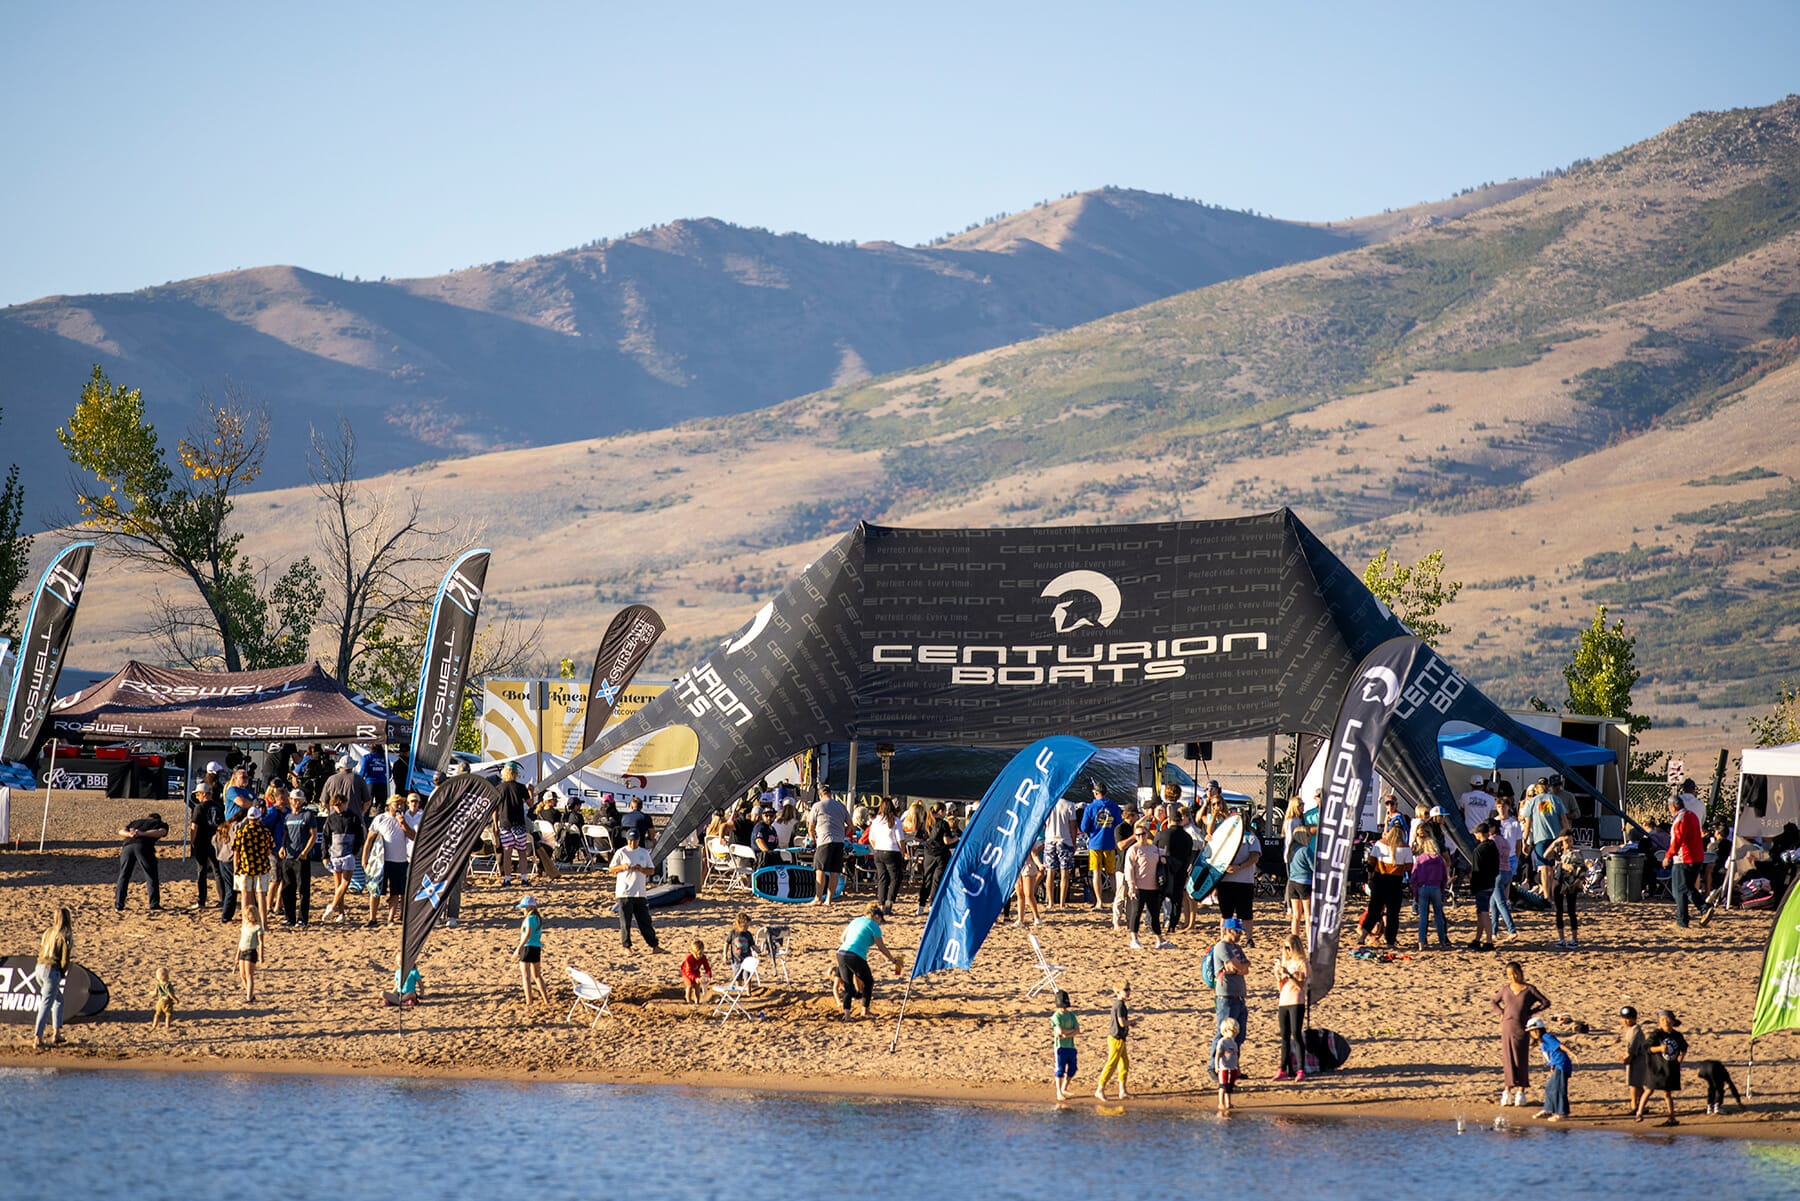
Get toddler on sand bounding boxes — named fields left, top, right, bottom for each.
left=681, top=939, right=713, bottom=1004
left=1212, top=1017, right=1242, bottom=1115
left=1050, top=989, right=1079, bottom=1101
left=151, top=967, right=175, bottom=1030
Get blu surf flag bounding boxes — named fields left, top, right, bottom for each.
left=1751, top=875, right=1800, bottom=1041
left=401, top=772, right=500, bottom=980
left=911, top=736, right=1097, bottom=978
left=581, top=605, right=665, bottom=749
left=1308, top=635, right=1425, bottom=1004
left=1, top=542, right=95, bottom=789
left=407, top=549, right=490, bottom=794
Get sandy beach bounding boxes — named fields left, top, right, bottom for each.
left=3, top=792, right=1794, bottom=1139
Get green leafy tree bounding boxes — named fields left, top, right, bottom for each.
left=1748, top=681, right=1800, bottom=747
left=1563, top=604, right=1650, bottom=735
left=56, top=365, right=319, bottom=670
left=1362, top=547, right=1462, bottom=648
left=350, top=611, right=542, bottom=754
left=0, top=408, right=31, bottom=638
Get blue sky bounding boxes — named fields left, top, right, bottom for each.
left=3, top=1, right=1796, bottom=306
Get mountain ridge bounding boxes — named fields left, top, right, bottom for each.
left=0, top=183, right=1536, bottom=528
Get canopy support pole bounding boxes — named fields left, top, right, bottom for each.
left=36, top=739, right=58, bottom=853
left=847, top=739, right=858, bottom=807
left=183, top=743, right=194, bottom=855
left=1725, top=769, right=1745, bottom=910
left=889, top=977, right=914, bottom=1053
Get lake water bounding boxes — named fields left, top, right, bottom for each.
left=2, top=1068, right=1798, bottom=1199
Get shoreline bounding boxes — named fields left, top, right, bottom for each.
left=3, top=1048, right=1795, bottom=1143
left=4, top=800, right=1795, bottom=1146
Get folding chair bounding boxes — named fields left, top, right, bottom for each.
left=565, top=967, right=613, bottom=1026
left=761, top=925, right=791, bottom=983
left=701, top=840, right=735, bottom=894
left=711, top=955, right=759, bottom=1021
left=727, top=845, right=757, bottom=894
left=1025, top=933, right=1066, bottom=999
left=582, top=824, right=614, bottom=871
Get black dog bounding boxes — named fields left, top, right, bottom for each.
left=1695, top=1060, right=1742, bottom=1112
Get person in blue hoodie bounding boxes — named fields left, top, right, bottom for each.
left=1079, top=781, right=1123, bottom=911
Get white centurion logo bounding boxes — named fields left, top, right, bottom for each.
left=1360, top=665, right=1400, bottom=707
left=1039, top=570, right=1122, bottom=633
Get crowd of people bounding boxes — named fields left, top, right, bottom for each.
left=33, top=754, right=1762, bottom=1130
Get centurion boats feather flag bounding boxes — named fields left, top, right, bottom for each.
left=406, top=549, right=490, bottom=794
left=1307, top=636, right=1426, bottom=1003
left=401, top=772, right=501, bottom=980
left=911, top=736, right=1098, bottom=977
left=530, top=512, right=1639, bottom=868
left=0, top=542, right=95, bottom=790
left=581, top=605, right=666, bottom=750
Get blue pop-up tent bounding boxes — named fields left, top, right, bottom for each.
left=1437, top=728, right=1619, bottom=770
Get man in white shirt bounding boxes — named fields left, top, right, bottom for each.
left=361, top=796, right=414, bottom=926
left=609, top=828, right=662, bottom=951
left=1044, top=792, right=1085, bottom=909
left=1675, top=779, right=1704, bottom=822
left=1460, top=775, right=1497, bottom=834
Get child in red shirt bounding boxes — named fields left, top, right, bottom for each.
left=681, top=940, right=712, bottom=1004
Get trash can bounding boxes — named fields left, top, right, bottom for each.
left=1605, top=852, right=1645, bottom=902
left=665, top=846, right=702, bottom=888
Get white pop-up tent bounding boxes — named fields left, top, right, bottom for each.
left=1727, top=741, right=1800, bottom=906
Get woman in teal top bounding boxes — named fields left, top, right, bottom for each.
left=836, top=903, right=902, bottom=1020
left=516, top=895, right=548, bottom=1006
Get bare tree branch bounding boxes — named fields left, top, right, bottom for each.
left=311, top=415, right=482, bottom=682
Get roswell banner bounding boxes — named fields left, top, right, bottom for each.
left=0, top=542, right=95, bottom=788
left=531, top=511, right=1630, bottom=865
left=407, top=549, right=490, bottom=794
left=1308, top=636, right=1425, bottom=1004
left=582, top=605, right=665, bottom=749
left=401, top=772, right=500, bottom=980
left=912, top=736, right=1097, bottom=977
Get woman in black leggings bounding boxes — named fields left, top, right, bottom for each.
left=1358, top=826, right=1412, bottom=948
left=915, top=806, right=955, bottom=914
left=867, top=798, right=907, bottom=916
left=1275, top=935, right=1309, bottom=1079
left=1549, top=834, right=1582, bottom=948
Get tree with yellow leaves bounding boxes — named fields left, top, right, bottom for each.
left=57, top=366, right=321, bottom=671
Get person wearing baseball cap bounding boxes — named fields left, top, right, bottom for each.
left=1209, top=917, right=1251, bottom=1048
left=1526, top=1017, right=1572, bottom=1120
left=609, top=827, right=662, bottom=952
left=1619, top=1006, right=1649, bottom=1116
left=514, top=895, right=549, bottom=1005
left=277, top=787, right=320, bottom=926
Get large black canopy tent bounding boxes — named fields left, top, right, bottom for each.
left=48, top=661, right=405, bottom=746
left=533, top=510, right=1638, bottom=862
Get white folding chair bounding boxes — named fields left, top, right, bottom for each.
left=1025, top=933, right=1066, bottom=999
left=578, top=824, right=613, bottom=872
left=565, top=967, right=613, bottom=1026
left=727, top=845, right=757, bottom=893
left=761, top=925, right=791, bottom=983
left=711, top=955, right=759, bottom=1021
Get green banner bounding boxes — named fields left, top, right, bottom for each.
left=1752, top=878, right=1800, bottom=1041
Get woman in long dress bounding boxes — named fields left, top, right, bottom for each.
left=1491, top=960, right=1551, bottom=1106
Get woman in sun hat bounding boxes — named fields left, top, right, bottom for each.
left=515, top=895, right=549, bottom=1006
